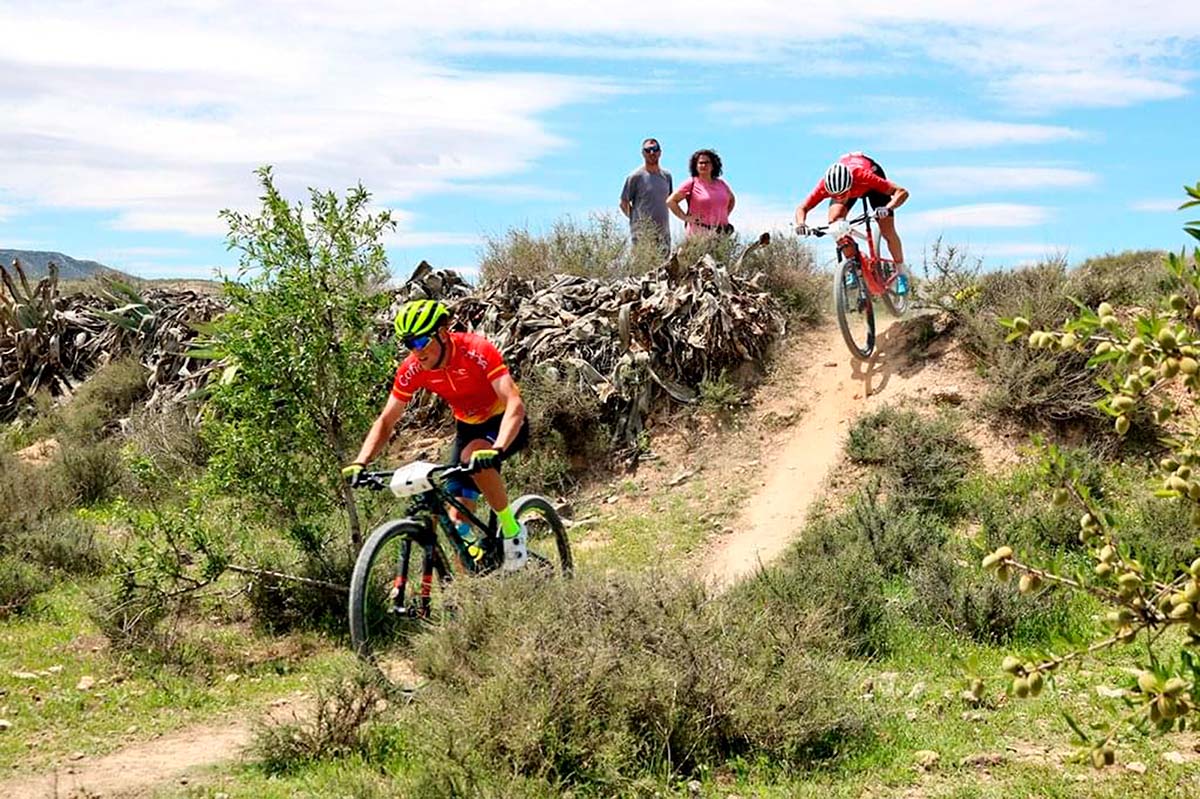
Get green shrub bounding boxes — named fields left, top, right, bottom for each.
left=480, top=213, right=656, bottom=283
left=243, top=542, right=353, bottom=635
left=404, top=571, right=865, bottom=789
left=61, top=356, right=149, bottom=441
left=0, top=556, right=49, bottom=618
left=250, top=665, right=394, bottom=775
left=738, top=506, right=890, bottom=656
left=742, top=233, right=827, bottom=322
left=11, top=513, right=107, bottom=576
left=0, top=451, right=71, bottom=542
left=845, top=405, right=978, bottom=518
left=1066, top=249, right=1173, bottom=309
left=125, top=405, right=208, bottom=482
left=907, top=549, right=1090, bottom=646
left=57, top=439, right=126, bottom=505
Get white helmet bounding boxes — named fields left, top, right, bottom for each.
left=823, top=162, right=853, bottom=196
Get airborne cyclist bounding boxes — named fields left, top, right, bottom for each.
left=342, top=299, right=530, bottom=569
left=794, top=152, right=911, bottom=294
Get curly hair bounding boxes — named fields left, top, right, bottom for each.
left=688, top=149, right=723, bottom=178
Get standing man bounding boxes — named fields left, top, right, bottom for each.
left=620, top=137, right=673, bottom=254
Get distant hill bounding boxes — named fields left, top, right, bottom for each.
left=0, top=249, right=121, bottom=281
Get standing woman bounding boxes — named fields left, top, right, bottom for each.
left=666, top=149, right=736, bottom=238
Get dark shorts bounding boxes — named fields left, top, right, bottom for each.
left=445, top=414, right=530, bottom=498
left=863, top=158, right=891, bottom=211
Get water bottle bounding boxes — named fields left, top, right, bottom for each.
left=894, top=273, right=909, bottom=296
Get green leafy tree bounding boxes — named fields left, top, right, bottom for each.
left=203, top=167, right=396, bottom=554
left=984, top=182, right=1200, bottom=767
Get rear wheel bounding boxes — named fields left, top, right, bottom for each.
left=348, top=518, right=452, bottom=659
left=834, top=257, right=875, bottom=359
left=513, top=494, right=573, bottom=576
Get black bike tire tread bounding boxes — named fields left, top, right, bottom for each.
left=348, top=518, right=427, bottom=658
left=511, top=494, right=573, bottom=576
left=834, top=259, right=875, bottom=359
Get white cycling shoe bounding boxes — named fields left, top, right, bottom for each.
left=501, top=524, right=528, bottom=572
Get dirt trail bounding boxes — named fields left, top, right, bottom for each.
left=702, top=313, right=980, bottom=588
left=0, top=696, right=304, bottom=799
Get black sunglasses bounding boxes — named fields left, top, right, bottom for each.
left=642, top=145, right=661, bottom=153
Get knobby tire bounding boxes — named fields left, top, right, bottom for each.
left=834, top=258, right=875, bottom=360
left=349, top=518, right=444, bottom=658
left=512, top=494, right=573, bottom=576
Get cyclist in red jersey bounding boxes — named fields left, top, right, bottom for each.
left=342, top=299, right=530, bottom=567
left=794, top=152, right=911, bottom=293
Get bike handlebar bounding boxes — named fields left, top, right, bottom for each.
left=351, top=450, right=515, bottom=492
left=805, top=213, right=869, bottom=238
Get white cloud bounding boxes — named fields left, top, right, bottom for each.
left=993, top=70, right=1190, bottom=111
left=906, top=166, right=1098, bottom=194
left=1130, top=199, right=1185, bottom=213
left=705, top=101, right=824, bottom=127
left=906, top=203, right=1052, bottom=233
left=818, top=120, right=1086, bottom=150
left=0, top=0, right=1196, bottom=242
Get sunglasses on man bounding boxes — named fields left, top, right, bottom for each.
left=404, top=334, right=434, bottom=351
left=642, top=145, right=660, bottom=153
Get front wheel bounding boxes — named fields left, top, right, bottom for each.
left=348, top=518, right=450, bottom=659
left=513, top=494, right=573, bottom=577
left=834, top=258, right=875, bottom=360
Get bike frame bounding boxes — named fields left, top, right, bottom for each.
left=359, top=465, right=504, bottom=618
left=835, top=198, right=901, bottom=298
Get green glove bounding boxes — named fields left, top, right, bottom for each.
left=469, top=448, right=501, bottom=471
left=341, top=462, right=365, bottom=485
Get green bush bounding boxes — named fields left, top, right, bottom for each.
left=243, top=541, right=353, bottom=635
left=738, top=506, right=890, bottom=656
left=929, top=257, right=1108, bottom=428
left=845, top=405, right=978, bottom=518
left=404, top=571, right=866, bottom=790
left=61, top=356, right=149, bottom=441
left=250, top=665, right=394, bottom=775
left=0, top=451, right=71, bottom=542
left=0, top=556, right=49, bottom=618
left=907, top=549, right=1090, bottom=646
left=11, top=513, right=107, bottom=576
left=1066, top=249, right=1173, bottom=309
left=57, top=439, right=126, bottom=505
left=125, top=405, right=208, bottom=482
left=742, top=233, right=827, bottom=323
left=480, top=213, right=658, bottom=283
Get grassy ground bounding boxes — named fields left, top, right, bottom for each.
left=0, top=581, right=347, bottom=775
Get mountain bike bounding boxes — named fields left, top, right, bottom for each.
left=347, top=459, right=572, bottom=658
left=807, top=198, right=909, bottom=359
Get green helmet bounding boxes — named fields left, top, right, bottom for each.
left=394, top=299, right=450, bottom=339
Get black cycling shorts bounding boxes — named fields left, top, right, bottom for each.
left=863, top=157, right=892, bottom=211
left=445, top=414, right=530, bottom=497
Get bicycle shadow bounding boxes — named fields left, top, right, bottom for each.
left=848, top=313, right=934, bottom=398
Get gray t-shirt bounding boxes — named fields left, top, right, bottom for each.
left=620, top=167, right=673, bottom=241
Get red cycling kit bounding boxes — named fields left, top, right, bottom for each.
left=391, top=331, right=509, bottom=424
left=800, top=152, right=897, bottom=212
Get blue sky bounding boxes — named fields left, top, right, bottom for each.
left=1, top=0, right=1198, bottom=281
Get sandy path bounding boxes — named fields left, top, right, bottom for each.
left=0, top=696, right=307, bottom=799
left=702, top=314, right=948, bottom=588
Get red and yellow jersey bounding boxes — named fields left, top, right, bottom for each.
left=801, top=152, right=897, bottom=211
left=391, top=331, right=510, bottom=423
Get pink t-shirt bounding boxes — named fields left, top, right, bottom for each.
left=679, top=177, right=733, bottom=231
